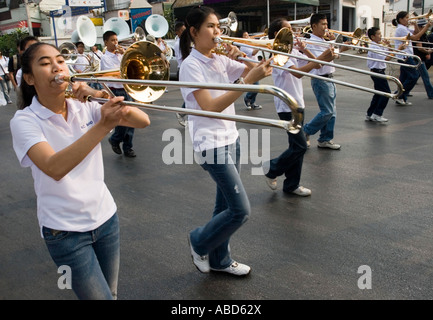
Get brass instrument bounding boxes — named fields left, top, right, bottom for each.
left=219, top=11, right=238, bottom=36
left=57, top=40, right=302, bottom=133
left=408, top=9, right=432, bottom=20
left=216, top=28, right=404, bottom=99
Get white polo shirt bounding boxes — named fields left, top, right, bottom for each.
left=174, top=36, right=183, bottom=68
left=100, top=50, right=123, bottom=89
left=272, top=48, right=306, bottom=113
left=394, top=24, right=414, bottom=59
left=179, top=48, right=245, bottom=152
left=367, top=42, right=388, bottom=70
left=73, top=53, right=89, bottom=73
left=306, top=34, right=335, bottom=76
left=10, top=97, right=117, bottom=236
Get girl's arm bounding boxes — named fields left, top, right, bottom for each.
left=27, top=97, right=148, bottom=181
left=193, top=58, right=272, bottom=112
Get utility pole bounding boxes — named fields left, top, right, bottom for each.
left=24, top=0, right=34, bottom=36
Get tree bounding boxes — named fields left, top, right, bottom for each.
left=0, top=29, right=30, bottom=57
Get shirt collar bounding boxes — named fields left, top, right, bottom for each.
left=190, top=48, right=215, bottom=63
left=28, top=96, right=82, bottom=120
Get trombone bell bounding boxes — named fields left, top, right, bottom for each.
left=121, top=41, right=169, bottom=102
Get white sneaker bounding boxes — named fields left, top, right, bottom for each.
left=395, top=99, right=412, bottom=106
left=244, top=100, right=252, bottom=110
left=251, top=104, right=262, bottom=110
left=188, top=235, right=210, bottom=273
left=176, top=113, right=187, bottom=127
left=317, top=140, right=341, bottom=150
left=290, top=186, right=312, bottom=196
left=371, top=114, right=388, bottom=122
left=211, top=261, right=251, bottom=276
left=265, top=176, right=277, bottom=190
left=305, top=134, right=310, bottom=148
left=365, top=114, right=372, bottom=121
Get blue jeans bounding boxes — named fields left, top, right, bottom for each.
left=42, top=213, right=120, bottom=300
left=244, top=81, right=259, bottom=104
left=265, top=112, right=307, bottom=192
left=0, top=75, right=11, bottom=102
left=398, top=57, right=420, bottom=101
left=418, top=62, right=433, bottom=99
left=109, top=88, right=135, bottom=152
left=304, top=78, right=337, bottom=142
left=367, top=69, right=391, bottom=117
left=191, top=139, right=250, bottom=269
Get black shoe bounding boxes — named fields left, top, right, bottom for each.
left=108, top=138, right=122, bottom=154
left=124, top=149, right=136, bottom=158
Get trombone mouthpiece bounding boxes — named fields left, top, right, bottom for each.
left=55, top=74, right=71, bottom=84
left=214, top=37, right=222, bottom=44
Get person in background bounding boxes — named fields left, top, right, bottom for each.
left=263, top=18, right=334, bottom=196
left=302, top=13, right=347, bottom=150
left=73, top=41, right=88, bottom=73
left=412, top=19, right=433, bottom=100
left=365, top=27, right=406, bottom=122
left=10, top=42, right=150, bottom=299
left=392, top=11, right=432, bottom=105
left=0, top=50, right=12, bottom=104
left=174, top=20, right=188, bottom=127
left=239, top=30, right=262, bottom=110
left=100, top=30, right=138, bottom=158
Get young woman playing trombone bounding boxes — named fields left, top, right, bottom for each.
left=10, top=42, right=150, bottom=299
left=179, top=5, right=272, bottom=276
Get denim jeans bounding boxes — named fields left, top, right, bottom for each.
left=109, top=88, right=135, bottom=152
left=304, top=78, right=337, bottom=143
left=244, top=81, right=259, bottom=104
left=398, top=57, right=420, bottom=101
left=42, top=213, right=120, bottom=300
left=418, top=62, right=433, bottom=99
left=191, top=139, right=250, bottom=269
left=265, top=112, right=307, bottom=192
left=0, top=75, right=11, bottom=102
left=367, top=69, right=391, bottom=117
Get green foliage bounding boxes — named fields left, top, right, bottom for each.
left=0, top=29, right=30, bottom=57
left=163, top=5, right=175, bottom=39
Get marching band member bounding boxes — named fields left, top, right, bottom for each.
left=179, top=5, right=272, bottom=276
left=100, top=30, right=137, bottom=158
left=365, top=27, right=405, bottom=122
left=392, top=11, right=433, bottom=105
left=72, top=41, right=88, bottom=73
left=302, top=13, right=345, bottom=150
left=263, top=18, right=334, bottom=196
left=10, top=42, right=150, bottom=299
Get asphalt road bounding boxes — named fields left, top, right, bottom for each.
left=1, top=53, right=433, bottom=302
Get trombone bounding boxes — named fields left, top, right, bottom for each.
left=217, top=28, right=404, bottom=99
left=57, top=41, right=303, bottom=134
left=295, top=34, right=422, bottom=69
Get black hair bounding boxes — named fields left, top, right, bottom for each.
left=19, top=42, right=58, bottom=110
left=174, top=21, right=185, bottom=32
left=19, top=36, right=38, bottom=52
left=367, top=27, right=380, bottom=40
left=103, top=30, right=117, bottom=42
left=392, top=11, right=408, bottom=27
left=180, top=6, right=218, bottom=60
left=75, top=41, right=85, bottom=47
left=310, top=13, right=327, bottom=27
left=268, top=18, right=287, bottom=40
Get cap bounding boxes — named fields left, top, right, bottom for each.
left=417, top=18, right=427, bottom=26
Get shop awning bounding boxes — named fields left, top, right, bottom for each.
left=281, top=0, right=319, bottom=6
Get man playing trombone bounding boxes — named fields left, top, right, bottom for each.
left=100, top=30, right=137, bottom=158
left=302, top=13, right=347, bottom=150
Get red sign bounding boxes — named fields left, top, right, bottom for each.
left=0, top=20, right=41, bottom=32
